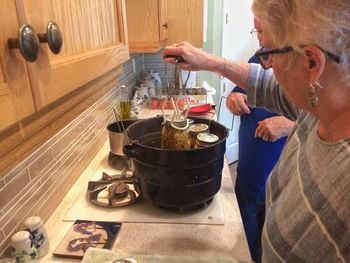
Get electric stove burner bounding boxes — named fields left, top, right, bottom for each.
left=108, top=151, right=130, bottom=170
left=87, top=172, right=141, bottom=207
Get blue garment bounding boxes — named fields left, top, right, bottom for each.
left=233, top=55, right=287, bottom=263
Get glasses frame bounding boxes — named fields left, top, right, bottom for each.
left=255, top=46, right=341, bottom=70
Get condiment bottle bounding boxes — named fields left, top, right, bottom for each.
left=189, top=123, right=209, bottom=148
left=194, top=132, right=219, bottom=149
left=23, top=216, right=49, bottom=257
left=10, top=231, right=38, bottom=262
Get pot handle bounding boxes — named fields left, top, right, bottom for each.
left=123, top=144, right=139, bottom=158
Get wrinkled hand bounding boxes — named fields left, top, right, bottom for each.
left=162, top=41, right=217, bottom=71
left=226, top=92, right=250, bottom=115
left=255, top=116, right=295, bottom=142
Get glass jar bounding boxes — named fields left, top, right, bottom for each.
left=194, top=132, right=219, bottom=149
left=189, top=123, right=209, bottom=149
left=161, top=115, right=190, bottom=150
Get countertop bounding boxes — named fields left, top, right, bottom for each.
left=40, top=109, right=251, bottom=262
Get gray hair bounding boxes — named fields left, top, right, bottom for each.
left=252, top=0, right=350, bottom=83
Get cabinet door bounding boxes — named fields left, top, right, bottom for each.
left=20, top=0, right=129, bottom=109
left=166, top=0, right=204, bottom=48
left=159, top=0, right=168, bottom=41
left=125, top=0, right=167, bottom=53
left=0, top=1, right=35, bottom=131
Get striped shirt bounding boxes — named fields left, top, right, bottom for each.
left=247, top=64, right=350, bottom=262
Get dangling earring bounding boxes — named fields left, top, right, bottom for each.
left=308, top=82, right=324, bottom=107
left=308, top=83, right=318, bottom=107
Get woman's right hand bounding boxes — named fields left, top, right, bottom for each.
left=162, top=42, right=221, bottom=72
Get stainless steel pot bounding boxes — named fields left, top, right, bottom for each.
left=107, top=119, right=140, bottom=156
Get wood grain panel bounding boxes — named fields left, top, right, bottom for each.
left=166, top=0, right=204, bottom=48
left=0, top=0, right=35, bottom=131
left=21, top=0, right=129, bottom=109
left=22, top=0, right=120, bottom=55
left=126, top=0, right=160, bottom=42
left=158, top=0, right=168, bottom=41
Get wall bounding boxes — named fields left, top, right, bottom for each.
left=199, top=0, right=224, bottom=104
left=0, top=54, right=144, bottom=255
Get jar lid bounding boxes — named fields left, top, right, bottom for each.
left=189, top=123, right=209, bottom=133
left=197, top=133, right=219, bottom=144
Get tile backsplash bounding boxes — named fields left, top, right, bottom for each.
left=0, top=53, right=152, bottom=255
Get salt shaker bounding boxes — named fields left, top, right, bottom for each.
left=10, top=231, right=38, bottom=263
left=23, top=216, right=49, bottom=257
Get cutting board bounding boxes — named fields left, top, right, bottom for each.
left=63, top=143, right=225, bottom=225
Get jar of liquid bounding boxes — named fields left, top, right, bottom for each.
left=161, top=115, right=190, bottom=150
left=189, top=123, right=209, bottom=148
left=194, top=132, right=219, bottom=149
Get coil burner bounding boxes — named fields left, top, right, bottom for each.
left=87, top=171, right=141, bottom=207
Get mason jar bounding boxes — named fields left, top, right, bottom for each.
left=189, top=123, right=209, bottom=149
left=194, top=132, right=219, bottom=149
left=161, top=115, right=190, bottom=150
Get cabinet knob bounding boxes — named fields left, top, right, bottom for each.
left=38, top=21, right=63, bottom=54
left=7, top=24, right=40, bottom=62
left=162, top=22, right=168, bottom=29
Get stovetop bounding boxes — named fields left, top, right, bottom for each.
left=63, top=142, right=225, bottom=225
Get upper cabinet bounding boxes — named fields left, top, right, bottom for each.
left=0, top=0, right=129, bottom=131
left=125, top=0, right=168, bottom=53
left=126, top=0, right=203, bottom=53
left=166, top=0, right=204, bottom=48
left=0, top=1, right=36, bottom=131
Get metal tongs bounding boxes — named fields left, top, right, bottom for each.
left=163, top=56, right=191, bottom=129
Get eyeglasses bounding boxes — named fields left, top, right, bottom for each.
left=255, top=46, right=341, bottom=70
left=250, top=28, right=262, bottom=38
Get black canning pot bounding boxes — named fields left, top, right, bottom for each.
left=123, top=116, right=229, bottom=212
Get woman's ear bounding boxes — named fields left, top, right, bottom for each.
left=302, top=45, right=326, bottom=83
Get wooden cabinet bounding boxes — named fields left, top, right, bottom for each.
left=166, top=0, right=204, bottom=48
left=0, top=0, right=129, bottom=131
left=125, top=0, right=203, bottom=53
left=0, top=1, right=36, bottom=131
left=125, top=0, right=168, bottom=53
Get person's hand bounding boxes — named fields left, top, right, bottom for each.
left=226, top=92, right=251, bottom=115
left=162, top=41, right=220, bottom=71
left=255, top=116, right=294, bottom=142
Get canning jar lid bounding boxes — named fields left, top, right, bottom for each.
left=189, top=123, right=209, bottom=133
left=197, top=132, right=219, bottom=143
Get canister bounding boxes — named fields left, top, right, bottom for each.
left=24, top=216, right=49, bottom=257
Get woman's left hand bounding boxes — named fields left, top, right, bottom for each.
left=254, top=116, right=294, bottom=142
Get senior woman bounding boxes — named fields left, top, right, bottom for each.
left=163, top=0, right=350, bottom=262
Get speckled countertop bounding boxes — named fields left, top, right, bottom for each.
left=40, top=109, right=251, bottom=262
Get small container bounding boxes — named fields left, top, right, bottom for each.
left=194, top=132, right=219, bottom=149
left=119, top=101, right=131, bottom=119
left=189, top=123, right=209, bottom=148
left=10, top=231, right=38, bottom=262
left=24, top=216, right=49, bottom=257
left=150, top=98, right=158, bottom=109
